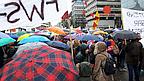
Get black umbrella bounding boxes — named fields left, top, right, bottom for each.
left=112, top=30, right=138, bottom=40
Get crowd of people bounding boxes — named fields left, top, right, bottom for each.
left=0, top=30, right=144, bottom=81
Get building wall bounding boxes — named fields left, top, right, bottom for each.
left=85, top=0, right=121, bottom=29
left=72, top=0, right=86, bottom=28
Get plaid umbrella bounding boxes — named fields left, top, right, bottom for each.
left=13, top=42, right=48, bottom=58
left=1, top=46, right=78, bottom=81
left=112, top=30, right=138, bottom=40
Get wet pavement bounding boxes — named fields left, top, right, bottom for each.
left=114, top=70, right=144, bottom=81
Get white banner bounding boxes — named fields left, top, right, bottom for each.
left=0, top=0, right=69, bottom=31
left=121, top=0, right=144, bottom=37
left=122, top=8, right=144, bottom=32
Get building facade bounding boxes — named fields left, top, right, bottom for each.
left=85, top=0, right=121, bottom=29
left=72, top=0, right=86, bottom=28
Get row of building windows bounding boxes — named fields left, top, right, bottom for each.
left=87, top=16, right=120, bottom=22
left=73, top=6, right=84, bottom=10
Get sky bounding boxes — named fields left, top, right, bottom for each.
left=0, top=0, right=73, bottom=30
left=50, top=0, right=72, bottom=25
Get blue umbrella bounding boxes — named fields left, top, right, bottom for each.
left=0, top=38, right=16, bottom=47
left=75, top=34, right=103, bottom=41
left=0, top=32, right=11, bottom=38
left=9, top=34, right=19, bottom=39
left=46, top=41, right=70, bottom=50
left=18, top=36, right=50, bottom=44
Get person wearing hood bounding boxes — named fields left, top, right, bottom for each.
left=92, top=42, right=113, bottom=81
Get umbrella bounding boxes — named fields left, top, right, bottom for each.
left=93, top=30, right=108, bottom=35
left=64, top=34, right=78, bottom=39
left=34, top=32, right=51, bottom=36
left=112, top=30, right=138, bottom=40
left=46, top=41, right=70, bottom=50
left=16, top=31, right=27, bottom=36
left=0, top=32, right=10, bottom=38
left=75, top=34, right=103, bottom=41
left=9, top=34, right=19, bottom=39
left=0, top=38, right=16, bottom=47
left=1, top=46, right=78, bottom=81
left=47, top=27, right=66, bottom=35
left=18, top=36, right=50, bottom=44
left=104, top=29, right=115, bottom=34
left=13, top=42, right=48, bottom=58
left=17, top=34, right=31, bottom=42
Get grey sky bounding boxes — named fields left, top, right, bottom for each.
left=121, top=0, right=144, bottom=10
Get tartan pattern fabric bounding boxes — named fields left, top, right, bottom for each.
left=1, top=46, right=78, bottom=81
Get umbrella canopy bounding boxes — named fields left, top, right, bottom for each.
left=0, top=38, right=16, bottom=47
left=75, top=34, right=103, bottom=41
left=64, top=34, right=78, bottom=39
left=16, top=31, right=27, bottom=36
left=112, top=30, right=138, bottom=40
left=46, top=41, right=70, bottom=50
left=93, top=30, right=108, bottom=35
left=1, top=46, right=78, bottom=81
left=34, top=32, right=51, bottom=36
left=104, top=29, right=115, bottom=34
left=18, top=36, right=50, bottom=45
left=47, top=27, right=66, bottom=35
left=13, top=42, right=48, bottom=58
left=0, top=32, right=11, bottom=38
left=9, top=34, right=19, bottom=39
left=17, top=34, right=31, bottom=42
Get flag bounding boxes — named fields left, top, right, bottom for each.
left=90, top=13, right=94, bottom=17
left=93, top=22, right=97, bottom=30
left=95, top=11, right=100, bottom=21
left=75, top=27, right=82, bottom=34
left=93, top=10, right=100, bottom=30
left=61, top=11, right=69, bottom=20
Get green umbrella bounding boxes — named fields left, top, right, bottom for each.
left=16, top=31, right=27, bottom=36
left=0, top=38, right=16, bottom=47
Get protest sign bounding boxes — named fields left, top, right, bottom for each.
left=0, top=0, right=69, bottom=31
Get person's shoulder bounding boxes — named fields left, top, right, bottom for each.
left=96, top=54, right=107, bottom=60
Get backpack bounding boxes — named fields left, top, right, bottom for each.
left=102, top=54, right=116, bottom=75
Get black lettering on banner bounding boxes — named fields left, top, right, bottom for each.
left=5, top=2, right=20, bottom=23
left=19, top=0, right=44, bottom=21
left=46, top=0, right=59, bottom=12
left=0, top=13, right=7, bottom=16
left=0, top=0, right=60, bottom=23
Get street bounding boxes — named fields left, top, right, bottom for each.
left=114, top=70, right=144, bottom=81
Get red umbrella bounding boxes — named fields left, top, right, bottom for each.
left=1, top=46, right=78, bottom=81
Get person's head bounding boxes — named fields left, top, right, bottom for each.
left=88, top=44, right=95, bottom=52
left=73, top=39, right=81, bottom=48
left=94, top=42, right=107, bottom=55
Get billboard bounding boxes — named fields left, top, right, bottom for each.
left=0, top=0, right=69, bottom=31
